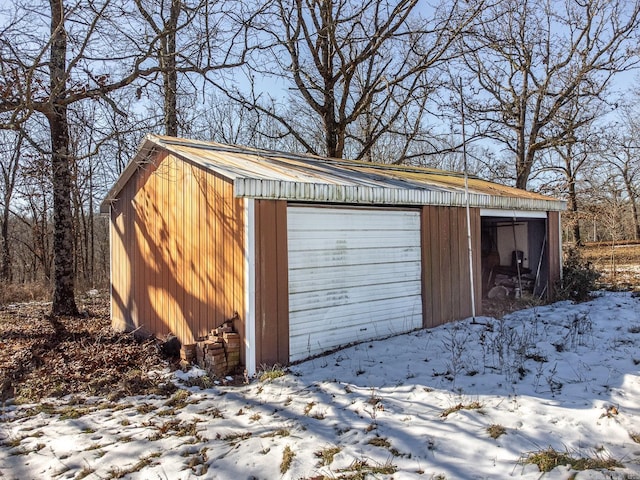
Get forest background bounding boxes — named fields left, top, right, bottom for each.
left=2, top=0, right=640, bottom=314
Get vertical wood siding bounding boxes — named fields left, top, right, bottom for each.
left=109, top=152, right=245, bottom=349
left=546, top=211, right=561, bottom=298
left=422, top=206, right=482, bottom=328
left=254, top=200, right=289, bottom=366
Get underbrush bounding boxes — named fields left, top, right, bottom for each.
left=0, top=282, right=50, bottom=305
left=0, top=292, right=172, bottom=402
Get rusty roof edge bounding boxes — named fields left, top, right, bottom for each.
left=99, top=134, right=159, bottom=213
left=234, top=179, right=567, bottom=211
left=101, top=135, right=567, bottom=213
left=152, top=134, right=473, bottom=176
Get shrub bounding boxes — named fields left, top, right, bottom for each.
left=555, top=248, right=600, bottom=302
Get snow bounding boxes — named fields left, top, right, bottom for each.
left=2, top=292, right=640, bottom=479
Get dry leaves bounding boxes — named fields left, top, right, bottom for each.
left=0, top=292, right=173, bottom=403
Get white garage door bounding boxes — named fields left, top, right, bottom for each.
left=287, top=206, right=423, bottom=361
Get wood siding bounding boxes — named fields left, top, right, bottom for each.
left=254, top=200, right=289, bottom=366
left=422, top=206, right=482, bottom=328
left=546, top=211, right=561, bottom=298
left=109, top=152, right=245, bottom=349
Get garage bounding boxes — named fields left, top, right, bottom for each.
left=102, top=135, right=565, bottom=375
left=287, top=206, right=423, bottom=360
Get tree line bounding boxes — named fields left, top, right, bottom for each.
left=1, top=0, right=640, bottom=313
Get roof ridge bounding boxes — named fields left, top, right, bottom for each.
left=152, top=134, right=477, bottom=179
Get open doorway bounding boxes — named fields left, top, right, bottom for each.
left=481, top=214, right=549, bottom=299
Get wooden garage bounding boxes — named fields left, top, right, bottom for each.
left=101, top=135, right=566, bottom=375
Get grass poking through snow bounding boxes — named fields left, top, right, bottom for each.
left=280, top=445, right=295, bottom=474
left=523, top=447, right=622, bottom=473
left=487, top=424, right=507, bottom=439
left=336, top=458, right=397, bottom=478
left=259, top=364, right=286, bottom=382
left=440, top=401, right=483, bottom=418
left=107, top=452, right=161, bottom=478
left=315, top=446, right=341, bottom=466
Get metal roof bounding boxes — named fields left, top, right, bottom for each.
left=100, top=134, right=566, bottom=213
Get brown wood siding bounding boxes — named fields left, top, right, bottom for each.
left=254, top=200, right=289, bottom=366
left=109, top=152, right=245, bottom=352
left=110, top=170, right=134, bottom=332
left=420, top=207, right=433, bottom=327
left=421, top=206, right=482, bottom=328
left=546, top=211, right=561, bottom=298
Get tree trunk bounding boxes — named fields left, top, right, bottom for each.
left=567, top=177, right=582, bottom=246
left=162, top=0, right=180, bottom=137
left=623, top=178, right=640, bottom=241
left=1, top=175, right=13, bottom=282
left=515, top=151, right=534, bottom=190
left=88, top=161, right=95, bottom=286
left=515, top=121, right=531, bottom=189
left=49, top=0, right=79, bottom=316
left=0, top=207, right=10, bottom=282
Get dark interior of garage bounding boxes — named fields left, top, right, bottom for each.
left=480, top=216, right=549, bottom=300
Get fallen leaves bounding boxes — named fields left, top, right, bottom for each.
left=0, top=292, right=172, bottom=403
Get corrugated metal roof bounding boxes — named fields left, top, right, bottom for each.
left=100, top=134, right=566, bottom=212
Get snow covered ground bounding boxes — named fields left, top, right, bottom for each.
left=1, top=292, right=640, bottom=479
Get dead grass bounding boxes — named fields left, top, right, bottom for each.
left=482, top=294, right=546, bottom=319
left=76, top=467, right=95, bottom=479
left=523, top=447, right=622, bottom=473
left=367, top=437, right=391, bottom=448
left=581, top=241, right=640, bottom=266
left=280, top=445, right=295, bottom=474
left=258, top=364, right=286, bottom=382
left=2, top=431, right=44, bottom=449
left=223, top=432, right=252, bottom=444
left=107, top=452, right=161, bottom=478
left=0, top=282, right=50, bottom=305
left=440, top=401, right=483, bottom=418
left=315, top=446, right=341, bottom=466
left=164, top=389, right=190, bottom=409
left=262, top=428, right=290, bottom=438
left=581, top=242, right=640, bottom=290
left=487, top=424, right=507, bottom=439
left=304, top=401, right=316, bottom=416
left=336, top=458, right=397, bottom=478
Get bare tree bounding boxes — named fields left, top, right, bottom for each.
left=539, top=93, right=609, bottom=245
left=221, top=0, right=480, bottom=162
left=458, top=0, right=640, bottom=189
left=0, top=130, right=23, bottom=282
left=0, top=0, right=250, bottom=314
left=132, top=0, right=257, bottom=136
left=0, top=0, right=163, bottom=314
left=549, top=143, right=591, bottom=245
left=16, top=144, right=55, bottom=284
left=602, top=110, right=640, bottom=240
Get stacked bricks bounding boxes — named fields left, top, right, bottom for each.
left=182, top=322, right=242, bottom=379
left=223, top=332, right=241, bottom=372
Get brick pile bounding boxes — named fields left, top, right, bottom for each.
left=180, top=324, right=241, bottom=378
